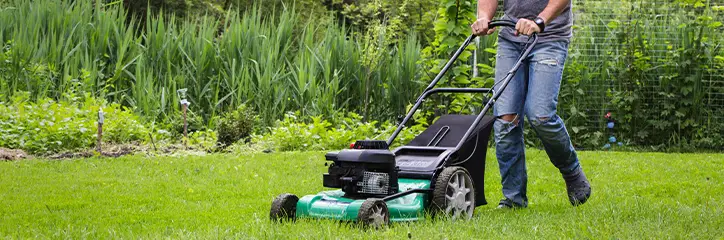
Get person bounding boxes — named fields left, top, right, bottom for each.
left=470, top=0, right=591, bottom=208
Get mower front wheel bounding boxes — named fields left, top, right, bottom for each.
left=270, top=193, right=299, bottom=223
left=357, top=199, right=389, bottom=229
left=432, top=167, right=476, bottom=220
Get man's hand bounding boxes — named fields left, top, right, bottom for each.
left=471, top=18, right=496, bottom=36
left=515, top=18, right=542, bottom=36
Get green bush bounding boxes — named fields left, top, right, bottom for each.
left=122, top=0, right=225, bottom=20
left=216, top=104, right=257, bottom=147
left=0, top=93, right=150, bottom=154
left=242, top=112, right=424, bottom=152
left=188, top=129, right=218, bottom=152
left=161, top=110, right=207, bottom=138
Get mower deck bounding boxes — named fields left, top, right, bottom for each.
left=296, top=178, right=430, bottom=222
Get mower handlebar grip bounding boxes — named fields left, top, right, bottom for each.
left=488, top=20, right=517, bottom=29
left=468, top=20, right=537, bottom=40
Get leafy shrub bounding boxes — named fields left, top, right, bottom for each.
left=0, top=93, right=150, bottom=154
left=162, top=111, right=207, bottom=138
left=188, top=129, right=218, bottom=152
left=241, top=112, right=423, bottom=152
left=123, top=0, right=225, bottom=21
left=216, top=104, right=258, bottom=147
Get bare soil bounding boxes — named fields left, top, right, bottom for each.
left=0, top=148, right=30, bottom=161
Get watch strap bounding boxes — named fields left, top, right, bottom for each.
left=534, top=17, right=546, bottom=33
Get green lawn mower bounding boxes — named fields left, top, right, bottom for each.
left=270, top=20, right=538, bottom=228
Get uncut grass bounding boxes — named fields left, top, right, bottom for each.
left=1, top=151, right=722, bottom=238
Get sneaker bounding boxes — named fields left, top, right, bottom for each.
left=496, top=198, right=525, bottom=209
left=563, top=166, right=592, bottom=206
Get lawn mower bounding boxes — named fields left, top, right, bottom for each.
left=270, top=20, right=538, bottom=228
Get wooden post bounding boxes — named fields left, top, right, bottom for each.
left=180, top=99, right=189, bottom=147
left=97, top=109, right=104, bottom=153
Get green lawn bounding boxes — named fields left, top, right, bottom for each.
left=1, top=150, right=722, bottom=239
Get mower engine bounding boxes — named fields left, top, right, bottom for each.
left=323, top=140, right=399, bottom=198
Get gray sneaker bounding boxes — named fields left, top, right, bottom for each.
left=563, top=167, right=591, bottom=206
left=496, top=198, right=525, bottom=209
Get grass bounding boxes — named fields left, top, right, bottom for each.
left=0, top=150, right=722, bottom=239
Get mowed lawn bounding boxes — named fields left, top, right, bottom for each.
left=1, top=150, right=722, bottom=239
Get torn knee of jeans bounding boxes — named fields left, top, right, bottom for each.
left=529, top=115, right=556, bottom=126
left=537, top=58, right=559, bottom=66
left=494, top=114, right=520, bottom=142
left=497, top=114, right=520, bottom=126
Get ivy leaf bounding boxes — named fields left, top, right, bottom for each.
left=445, top=5, right=458, bottom=19
left=571, top=127, right=580, bottom=134
left=454, top=76, right=471, bottom=84
left=607, top=21, right=619, bottom=29
left=681, top=86, right=693, bottom=95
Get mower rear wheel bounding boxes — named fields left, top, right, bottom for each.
left=270, top=193, right=299, bottom=222
left=357, top=199, right=389, bottom=228
left=432, top=167, right=476, bottom=220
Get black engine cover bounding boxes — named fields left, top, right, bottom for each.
left=323, top=149, right=399, bottom=198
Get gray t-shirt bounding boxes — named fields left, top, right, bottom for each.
left=497, top=0, right=573, bottom=43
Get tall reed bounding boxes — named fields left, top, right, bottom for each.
left=0, top=0, right=424, bottom=126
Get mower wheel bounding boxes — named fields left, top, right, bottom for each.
left=432, top=167, right=476, bottom=220
left=357, top=198, right=389, bottom=228
left=270, top=193, right=299, bottom=222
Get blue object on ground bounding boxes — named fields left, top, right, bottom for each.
left=607, top=122, right=615, bottom=129
left=609, top=136, right=617, bottom=143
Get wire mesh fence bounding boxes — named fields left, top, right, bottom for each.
left=475, top=0, right=723, bottom=148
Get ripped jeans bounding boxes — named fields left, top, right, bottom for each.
left=492, top=37, right=580, bottom=207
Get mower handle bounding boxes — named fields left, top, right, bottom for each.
left=386, top=19, right=538, bottom=147
left=487, top=19, right=517, bottom=29
left=418, top=19, right=521, bottom=95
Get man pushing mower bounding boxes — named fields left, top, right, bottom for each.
left=470, top=0, right=592, bottom=208
left=270, top=1, right=592, bottom=227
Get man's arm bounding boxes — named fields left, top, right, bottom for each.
left=516, top=0, right=570, bottom=35
left=537, top=0, right=570, bottom=25
left=471, top=0, right=499, bottom=36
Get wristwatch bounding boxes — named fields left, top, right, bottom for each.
left=534, top=17, right=546, bottom=33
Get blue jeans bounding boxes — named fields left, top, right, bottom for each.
left=492, top=37, right=580, bottom=207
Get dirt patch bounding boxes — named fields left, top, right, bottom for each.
left=0, top=148, right=30, bottom=161
left=12, top=142, right=216, bottom=160
left=47, top=144, right=143, bottom=160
